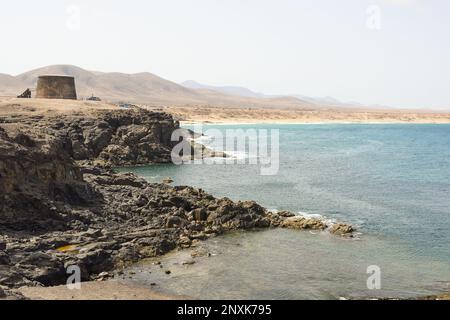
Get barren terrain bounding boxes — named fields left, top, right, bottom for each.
left=2, top=98, right=450, bottom=125
left=150, top=105, right=450, bottom=124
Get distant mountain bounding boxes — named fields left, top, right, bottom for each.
left=293, top=95, right=342, bottom=106
left=15, top=65, right=201, bottom=105
left=181, top=80, right=267, bottom=99
left=181, top=80, right=376, bottom=109
left=0, top=65, right=324, bottom=109
left=0, top=74, right=28, bottom=96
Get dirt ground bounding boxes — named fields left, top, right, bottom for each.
left=18, top=281, right=186, bottom=300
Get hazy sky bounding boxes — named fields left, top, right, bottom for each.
left=1, top=0, right=449, bottom=109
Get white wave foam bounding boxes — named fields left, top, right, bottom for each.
left=192, top=135, right=215, bottom=146
left=268, top=209, right=359, bottom=235
left=190, top=132, right=263, bottom=161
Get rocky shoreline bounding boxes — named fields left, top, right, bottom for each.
left=0, top=108, right=354, bottom=300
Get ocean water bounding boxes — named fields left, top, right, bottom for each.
left=120, top=124, right=450, bottom=299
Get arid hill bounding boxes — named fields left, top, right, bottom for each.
left=1, top=65, right=315, bottom=109
left=0, top=74, right=29, bottom=97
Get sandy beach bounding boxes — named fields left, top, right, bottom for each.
left=149, top=105, right=450, bottom=125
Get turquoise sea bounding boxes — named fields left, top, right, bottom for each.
left=121, top=124, right=450, bottom=299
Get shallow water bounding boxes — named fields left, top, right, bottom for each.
left=120, top=124, right=450, bottom=299
left=123, top=229, right=449, bottom=299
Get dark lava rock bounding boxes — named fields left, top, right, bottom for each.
left=16, top=252, right=66, bottom=286
left=0, top=252, right=11, bottom=265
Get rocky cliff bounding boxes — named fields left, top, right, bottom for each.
left=0, top=108, right=353, bottom=298
left=0, top=109, right=178, bottom=166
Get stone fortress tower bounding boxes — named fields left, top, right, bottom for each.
left=35, top=75, right=77, bottom=100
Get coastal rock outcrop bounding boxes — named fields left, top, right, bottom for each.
left=329, top=223, right=354, bottom=235
left=0, top=108, right=355, bottom=296
left=0, top=109, right=178, bottom=167
left=280, top=216, right=328, bottom=231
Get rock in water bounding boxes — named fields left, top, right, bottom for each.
left=329, top=223, right=354, bottom=235
left=280, top=216, right=328, bottom=231
left=280, top=216, right=355, bottom=236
